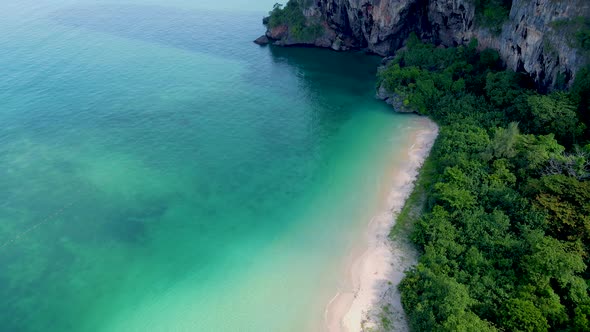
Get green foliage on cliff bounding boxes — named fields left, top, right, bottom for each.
left=551, top=17, right=590, bottom=53
left=267, top=1, right=304, bottom=29
left=472, top=0, right=512, bottom=33
left=381, top=34, right=590, bottom=331
left=266, top=1, right=323, bottom=41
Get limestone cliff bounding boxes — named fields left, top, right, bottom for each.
left=259, top=0, right=590, bottom=88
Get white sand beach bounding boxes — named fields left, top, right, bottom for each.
left=325, top=117, right=439, bottom=332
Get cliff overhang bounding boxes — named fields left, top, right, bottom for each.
left=257, top=0, right=590, bottom=89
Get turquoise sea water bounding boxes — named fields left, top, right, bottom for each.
left=0, top=1, right=424, bottom=331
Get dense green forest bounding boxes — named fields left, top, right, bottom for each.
left=380, top=35, right=590, bottom=331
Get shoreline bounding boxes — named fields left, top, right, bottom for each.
left=324, top=117, right=439, bottom=332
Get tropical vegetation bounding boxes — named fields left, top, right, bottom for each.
left=471, top=0, right=513, bottom=32
left=380, top=34, right=590, bottom=331
left=266, top=1, right=323, bottom=40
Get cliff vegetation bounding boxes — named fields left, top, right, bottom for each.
left=550, top=17, right=590, bottom=53
left=266, top=1, right=323, bottom=41
left=471, top=0, right=512, bottom=32
left=380, top=35, right=590, bottom=331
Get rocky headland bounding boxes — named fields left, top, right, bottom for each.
left=257, top=0, right=590, bottom=90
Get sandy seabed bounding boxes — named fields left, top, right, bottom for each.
left=325, top=117, right=439, bottom=332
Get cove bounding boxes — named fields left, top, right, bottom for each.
left=0, top=1, right=428, bottom=331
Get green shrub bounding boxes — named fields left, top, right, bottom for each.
left=266, top=1, right=323, bottom=40
left=471, top=0, right=512, bottom=33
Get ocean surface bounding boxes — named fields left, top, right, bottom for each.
left=0, top=1, right=423, bottom=331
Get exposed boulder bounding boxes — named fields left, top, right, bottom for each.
left=253, top=35, right=270, bottom=45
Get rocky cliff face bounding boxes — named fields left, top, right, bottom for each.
left=429, top=0, right=590, bottom=88
left=260, top=0, right=590, bottom=88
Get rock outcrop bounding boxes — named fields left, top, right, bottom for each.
left=259, top=0, right=590, bottom=88
left=428, top=0, right=590, bottom=89
left=254, top=35, right=270, bottom=45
